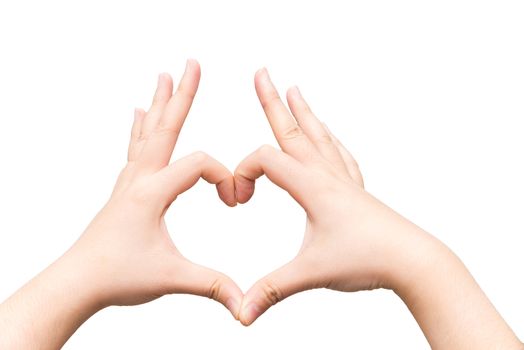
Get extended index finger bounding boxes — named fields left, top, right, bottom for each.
left=254, top=68, right=318, bottom=162
left=138, top=59, right=201, bottom=171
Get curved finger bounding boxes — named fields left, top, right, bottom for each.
left=286, top=87, right=349, bottom=175
left=170, top=259, right=244, bottom=320
left=254, top=68, right=318, bottom=162
left=239, top=256, right=314, bottom=326
left=127, top=108, right=146, bottom=162
left=138, top=60, right=201, bottom=171
left=234, top=145, right=315, bottom=208
left=153, top=151, right=236, bottom=207
left=323, top=123, right=364, bottom=187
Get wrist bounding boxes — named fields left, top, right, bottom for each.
left=388, top=231, right=453, bottom=297
left=346, top=190, right=448, bottom=293
left=0, top=243, right=107, bottom=349
left=382, top=222, right=523, bottom=349
left=46, top=245, right=109, bottom=315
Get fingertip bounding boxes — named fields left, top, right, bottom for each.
left=254, top=67, right=269, bottom=85
left=216, top=177, right=237, bottom=207
left=134, top=107, right=146, bottom=119
left=255, top=66, right=267, bottom=77
left=239, top=302, right=263, bottom=326
left=158, top=72, right=172, bottom=84
left=287, top=85, right=301, bottom=100
left=185, top=58, right=201, bottom=75
left=154, top=73, right=173, bottom=101
left=186, top=58, right=199, bottom=67
left=233, top=175, right=255, bottom=204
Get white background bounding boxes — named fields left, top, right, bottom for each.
left=1, top=1, right=523, bottom=348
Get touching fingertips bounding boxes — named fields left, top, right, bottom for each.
left=216, top=179, right=237, bottom=207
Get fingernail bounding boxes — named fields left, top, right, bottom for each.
left=226, top=298, right=240, bottom=319
left=133, top=108, right=140, bottom=120
left=241, top=303, right=262, bottom=325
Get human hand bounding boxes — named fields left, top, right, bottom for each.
left=0, top=60, right=247, bottom=350
left=67, top=59, right=242, bottom=314
left=233, top=68, right=523, bottom=350
left=234, top=68, right=444, bottom=325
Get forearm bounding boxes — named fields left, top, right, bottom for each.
left=390, top=225, right=523, bottom=350
left=0, top=249, right=105, bottom=350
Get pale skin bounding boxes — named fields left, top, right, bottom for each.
left=0, top=60, right=244, bottom=350
left=234, top=68, right=524, bottom=350
left=0, top=61, right=522, bottom=350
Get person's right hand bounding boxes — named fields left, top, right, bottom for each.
left=0, top=60, right=246, bottom=350
left=233, top=68, right=523, bottom=350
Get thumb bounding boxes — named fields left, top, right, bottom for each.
left=239, top=255, right=314, bottom=326
left=172, top=259, right=244, bottom=320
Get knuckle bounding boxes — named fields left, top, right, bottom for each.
left=135, top=129, right=149, bottom=142
left=189, top=151, right=209, bottom=164
left=314, top=133, right=333, bottom=145
left=152, top=124, right=180, bottom=139
left=132, top=132, right=143, bottom=144
left=130, top=127, right=140, bottom=139
left=280, top=124, right=304, bottom=140
left=260, top=280, right=284, bottom=306
left=207, top=278, right=223, bottom=301
left=256, top=144, right=275, bottom=159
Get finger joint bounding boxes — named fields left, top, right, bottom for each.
left=280, top=124, right=304, bottom=140
left=261, top=280, right=284, bottom=306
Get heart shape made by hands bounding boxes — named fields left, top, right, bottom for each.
left=87, top=60, right=378, bottom=329
left=148, top=61, right=368, bottom=326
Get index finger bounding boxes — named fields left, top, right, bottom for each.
left=254, top=68, right=318, bottom=162
left=138, top=59, right=201, bottom=172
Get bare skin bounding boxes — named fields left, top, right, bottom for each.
left=0, top=60, right=243, bottom=350
left=234, top=68, right=523, bottom=349
left=0, top=62, right=522, bottom=350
